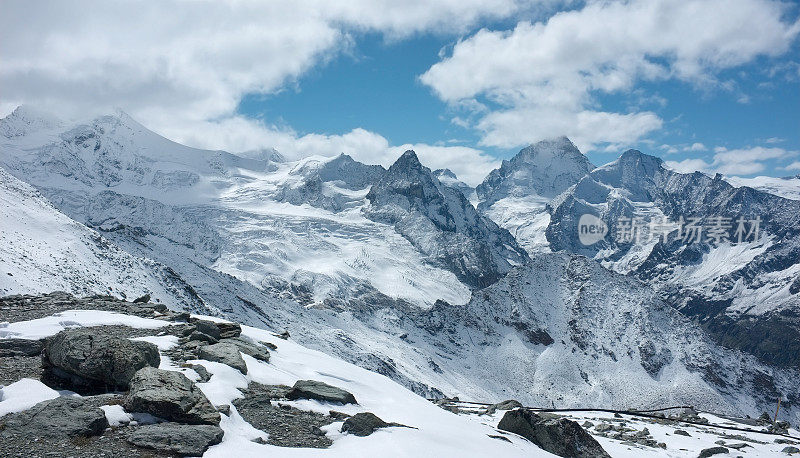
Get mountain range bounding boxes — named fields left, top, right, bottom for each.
left=2, top=105, right=799, bottom=424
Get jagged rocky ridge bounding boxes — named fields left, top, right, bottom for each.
left=546, top=149, right=800, bottom=368
left=365, top=150, right=528, bottom=288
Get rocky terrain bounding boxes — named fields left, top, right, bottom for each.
left=3, top=293, right=799, bottom=457
left=0, top=293, right=559, bottom=457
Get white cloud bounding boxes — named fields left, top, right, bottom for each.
left=786, top=161, right=800, bottom=171
left=420, top=0, right=800, bottom=150
left=685, top=142, right=707, bottom=152
left=0, top=0, right=525, bottom=164
left=665, top=146, right=798, bottom=176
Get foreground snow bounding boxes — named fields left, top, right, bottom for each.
left=0, top=309, right=547, bottom=457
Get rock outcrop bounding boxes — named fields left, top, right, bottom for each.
left=42, top=328, right=160, bottom=391
left=124, top=367, right=220, bottom=425
left=287, top=380, right=357, bottom=405
left=126, top=422, right=224, bottom=456
left=497, top=409, right=610, bottom=458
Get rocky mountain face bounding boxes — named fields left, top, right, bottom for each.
left=1, top=294, right=552, bottom=457
left=364, top=151, right=528, bottom=288
left=476, top=137, right=595, bottom=254
left=547, top=149, right=800, bottom=368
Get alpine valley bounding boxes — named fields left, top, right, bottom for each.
left=2, top=106, right=800, bottom=455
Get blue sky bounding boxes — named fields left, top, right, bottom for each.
left=237, top=13, right=800, bottom=178
left=3, top=0, right=799, bottom=184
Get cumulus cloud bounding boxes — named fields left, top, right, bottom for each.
left=786, top=161, right=800, bottom=171
left=420, top=0, right=800, bottom=150
left=665, top=146, right=798, bottom=176
left=0, top=0, right=524, bottom=178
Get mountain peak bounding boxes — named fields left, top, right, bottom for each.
left=619, top=149, right=663, bottom=164
left=391, top=150, right=423, bottom=170
left=477, top=136, right=594, bottom=204
left=1, top=105, right=63, bottom=138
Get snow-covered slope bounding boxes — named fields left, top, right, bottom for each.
left=726, top=174, right=800, bottom=201
left=547, top=149, right=800, bottom=368
left=0, top=107, right=477, bottom=308
left=476, top=137, right=594, bottom=254
left=0, top=167, right=210, bottom=313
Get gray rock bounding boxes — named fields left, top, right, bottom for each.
left=727, top=442, right=749, bottom=450
left=698, top=447, right=728, bottom=458
left=187, top=364, right=212, bottom=382
left=674, top=429, right=691, bottom=436
left=188, top=331, right=218, bottom=344
left=43, top=328, right=160, bottom=391
left=132, top=294, right=151, bottom=304
left=784, top=446, right=800, bottom=455
left=124, top=367, right=220, bottom=425
left=191, top=320, right=221, bottom=340
left=341, top=412, right=389, bottom=436
left=497, top=409, right=610, bottom=458
left=127, top=422, right=223, bottom=456
left=198, top=342, right=248, bottom=374
left=0, top=396, right=108, bottom=439
left=226, top=337, right=270, bottom=363
left=216, top=322, right=242, bottom=339
left=0, top=338, right=44, bottom=356
left=595, top=423, right=613, bottom=433
left=485, top=399, right=523, bottom=415
left=287, top=380, right=357, bottom=404
left=233, top=383, right=334, bottom=448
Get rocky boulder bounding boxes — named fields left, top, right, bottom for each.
left=287, top=380, right=357, bottom=404
left=198, top=342, right=248, bottom=374
left=485, top=399, right=523, bottom=415
left=497, top=409, right=610, bottom=458
left=127, top=422, right=224, bottom=456
left=189, top=318, right=242, bottom=340
left=124, top=367, right=220, bottom=425
left=698, top=446, right=729, bottom=457
left=0, top=396, right=108, bottom=439
left=226, top=336, right=270, bottom=363
left=341, top=412, right=403, bottom=437
left=42, top=328, right=160, bottom=391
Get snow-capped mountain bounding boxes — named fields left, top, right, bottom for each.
left=476, top=137, right=595, bottom=254
left=365, top=150, right=528, bottom=288
left=3, top=106, right=799, bottom=427
left=0, top=107, right=478, bottom=309
left=547, top=149, right=800, bottom=368
left=0, top=167, right=211, bottom=314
